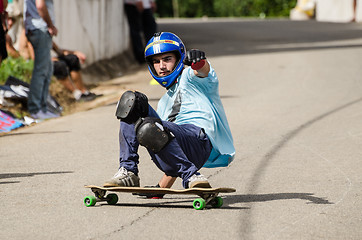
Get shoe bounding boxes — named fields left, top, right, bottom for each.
left=87, top=92, right=103, bottom=98
left=30, top=110, right=59, bottom=120
left=78, top=92, right=99, bottom=102
left=103, top=167, right=140, bottom=187
left=188, top=173, right=212, bottom=189
left=44, top=110, right=60, bottom=118
left=73, top=89, right=82, bottom=100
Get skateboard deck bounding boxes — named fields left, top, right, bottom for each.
left=84, top=185, right=236, bottom=210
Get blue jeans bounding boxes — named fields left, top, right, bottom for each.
left=118, top=106, right=213, bottom=188
left=27, top=29, right=53, bottom=114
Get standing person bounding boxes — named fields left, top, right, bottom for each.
left=124, top=0, right=157, bottom=64
left=24, top=0, right=58, bottom=119
left=5, top=27, right=98, bottom=102
left=104, top=32, right=235, bottom=191
left=141, top=0, right=157, bottom=43
left=0, top=0, right=8, bottom=66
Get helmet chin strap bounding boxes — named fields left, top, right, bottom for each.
left=165, top=68, right=184, bottom=90
left=166, top=79, right=177, bottom=90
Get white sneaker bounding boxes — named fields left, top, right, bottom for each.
left=188, top=173, right=211, bottom=188
left=103, top=167, right=140, bottom=187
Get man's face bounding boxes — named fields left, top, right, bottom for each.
left=152, top=52, right=177, bottom=77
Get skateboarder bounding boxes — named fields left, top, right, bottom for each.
left=104, top=32, right=235, bottom=189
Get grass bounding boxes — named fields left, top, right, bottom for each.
left=0, top=57, right=34, bottom=85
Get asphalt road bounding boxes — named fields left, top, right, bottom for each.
left=1, top=19, right=362, bottom=239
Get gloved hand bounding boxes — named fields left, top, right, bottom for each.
left=183, top=49, right=206, bottom=70
left=132, top=184, right=165, bottom=199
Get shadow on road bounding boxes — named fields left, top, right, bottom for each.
left=0, top=130, right=71, bottom=138
left=95, top=198, right=248, bottom=210
left=0, top=171, right=74, bottom=184
left=225, top=193, right=333, bottom=205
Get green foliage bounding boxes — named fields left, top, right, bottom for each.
left=155, top=0, right=174, bottom=17
left=156, top=0, right=297, bottom=18
left=0, top=57, right=34, bottom=85
left=178, top=0, right=215, bottom=18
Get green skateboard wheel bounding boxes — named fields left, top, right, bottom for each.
left=84, top=196, right=97, bottom=207
left=210, top=196, right=223, bottom=208
left=193, top=198, right=206, bottom=210
left=106, top=193, right=118, bottom=205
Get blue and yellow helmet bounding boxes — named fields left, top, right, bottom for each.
left=145, top=32, right=186, bottom=88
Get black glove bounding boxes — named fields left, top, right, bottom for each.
left=183, top=49, right=206, bottom=66
left=132, top=184, right=165, bottom=199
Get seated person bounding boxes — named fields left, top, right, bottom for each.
left=5, top=22, right=98, bottom=101
left=52, top=42, right=97, bottom=101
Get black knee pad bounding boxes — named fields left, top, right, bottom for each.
left=115, top=91, right=149, bottom=123
left=135, top=117, right=174, bottom=153
left=53, top=60, right=69, bottom=79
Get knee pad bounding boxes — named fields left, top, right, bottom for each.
left=115, top=91, right=149, bottom=123
left=135, top=117, right=174, bottom=153
left=53, top=60, right=69, bottom=79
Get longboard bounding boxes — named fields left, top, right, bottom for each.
left=84, top=185, right=236, bottom=210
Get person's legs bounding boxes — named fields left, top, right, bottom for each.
left=124, top=4, right=145, bottom=63
left=148, top=122, right=213, bottom=188
left=53, top=57, right=96, bottom=101
left=141, top=8, right=157, bottom=43
left=115, top=101, right=212, bottom=188
left=118, top=120, right=141, bottom=174
left=118, top=105, right=159, bottom=173
left=27, top=30, right=52, bottom=114
left=53, top=59, right=82, bottom=99
left=59, top=54, right=87, bottom=93
left=70, top=71, right=87, bottom=93
left=62, top=54, right=98, bottom=101
left=57, top=76, right=77, bottom=92
left=103, top=104, right=158, bottom=187
left=105, top=91, right=212, bottom=188
left=0, top=24, right=7, bottom=66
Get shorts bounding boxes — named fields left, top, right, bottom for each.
left=53, top=54, right=81, bottom=79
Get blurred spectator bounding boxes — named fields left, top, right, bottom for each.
left=52, top=41, right=98, bottom=101
left=315, top=0, right=360, bottom=22
left=290, top=0, right=316, bottom=21
left=0, top=0, right=8, bottom=66
left=6, top=0, right=22, bottom=50
left=4, top=13, right=20, bottom=58
left=352, top=0, right=357, bottom=21
left=6, top=28, right=98, bottom=101
left=6, top=0, right=96, bottom=102
left=141, top=0, right=157, bottom=42
left=24, top=0, right=58, bottom=119
left=124, top=0, right=157, bottom=64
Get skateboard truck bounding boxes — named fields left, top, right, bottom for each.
left=193, top=192, right=223, bottom=210
left=84, top=188, right=119, bottom=207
